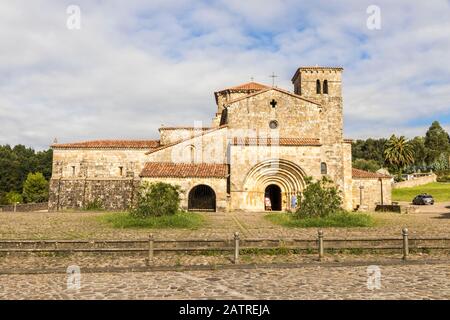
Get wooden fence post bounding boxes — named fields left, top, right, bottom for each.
left=234, top=232, right=240, bottom=264
left=318, top=229, right=324, bottom=261
left=146, top=234, right=154, bottom=266
left=402, top=228, right=409, bottom=260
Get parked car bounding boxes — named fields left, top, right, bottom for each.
left=412, top=194, right=435, bottom=205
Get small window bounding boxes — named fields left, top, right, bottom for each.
left=316, top=80, right=321, bottom=94
left=119, top=166, right=123, bottom=176
left=185, top=145, right=196, bottom=163
left=323, top=80, right=328, bottom=94
left=269, top=120, right=278, bottom=129
left=320, top=162, right=327, bottom=174
left=71, top=166, right=76, bottom=176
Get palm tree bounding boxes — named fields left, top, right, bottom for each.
left=384, top=135, right=415, bottom=174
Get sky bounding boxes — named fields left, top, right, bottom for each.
left=0, top=0, right=449, bottom=150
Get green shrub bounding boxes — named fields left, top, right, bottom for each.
left=296, top=176, right=342, bottom=218
left=98, top=211, right=204, bottom=229
left=4, top=191, right=23, bottom=204
left=436, top=170, right=450, bottom=182
left=132, top=182, right=181, bottom=218
left=22, top=172, right=49, bottom=203
left=84, top=199, right=104, bottom=211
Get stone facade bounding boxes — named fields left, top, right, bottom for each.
left=49, top=66, right=392, bottom=212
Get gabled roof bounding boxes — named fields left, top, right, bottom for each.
left=145, top=125, right=228, bottom=155
left=52, top=140, right=160, bottom=149
left=215, top=82, right=270, bottom=94
left=140, top=162, right=228, bottom=178
left=230, top=137, right=321, bottom=146
left=352, top=168, right=391, bottom=179
left=214, top=82, right=270, bottom=105
left=225, top=86, right=321, bottom=106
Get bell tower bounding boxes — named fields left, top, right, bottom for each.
left=291, top=66, right=344, bottom=144
left=291, top=66, right=343, bottom=100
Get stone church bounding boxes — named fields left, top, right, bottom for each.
left=49, top=66, right=391, bottom=212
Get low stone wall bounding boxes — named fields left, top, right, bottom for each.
left=48, top=178, right=140, bottom=211
left=352, top=178, right=392, bottom=211
left=0, top=202, right=48, bottom=213
left=393, top=174, right=437, bottom=189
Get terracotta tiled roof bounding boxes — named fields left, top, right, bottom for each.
left=52, top=140, right=160, bottom=149
left=230, top=137, right=321, bottom=146
left=344, top=138, right=353, bottom=143
left=216, top=82, right=270, bottom=93
left=146, top=125, right=228, bottom=155
left=140, top=162, right=228, bottom=178
left=352, top=168, right=391, bottom=179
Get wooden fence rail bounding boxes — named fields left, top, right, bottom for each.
left=1, top=230, right=449, bottom=264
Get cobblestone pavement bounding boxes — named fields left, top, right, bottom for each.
left=0, top=203, right=450, bottom=240
left=1, top=252, right=449, bottom=272
left=0, top=262, right=449, bottom=299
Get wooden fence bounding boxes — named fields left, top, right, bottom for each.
left=0, top=202, right=48, bottom=213
left=1, top=229, right=449, bottom=264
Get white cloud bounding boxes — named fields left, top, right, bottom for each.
left=0, top=0, right=449, bottom=149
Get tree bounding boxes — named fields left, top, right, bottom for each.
left=0, top=144, right=53, bottom=204
left=352, top=138, right=387, bottom=167
left=352, top=159, right=381, bottom=172
left=296, top=176, right=342, bottom=218
left=5, top=191, right=23, bottom=204
left=383, top=135, right=415, bottom=174
left=132, top=182, right=181, bottom=217
left=22, top=172, right=49, bottom=203
left=409, top=136, right=427, bottom=168
left=424, top=121, right=450, bottom=165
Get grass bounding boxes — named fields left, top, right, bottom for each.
left=265, top=211, right=377, bottom=228
left=392, top=182, right=450, bottom=202
left=97, top=211, right=205, bottom=229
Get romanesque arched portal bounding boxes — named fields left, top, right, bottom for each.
left=243, top=159, right=306, bottom=211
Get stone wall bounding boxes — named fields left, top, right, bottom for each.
left=146, top=127, right=229, bottom=164
left=52, top=148, right=149, bottom=179
left=392, top=173, right=437, bottom=189
left=48, top=178, right=140, bottom=211
left=159, top=127, right=211, bottom=145
left=226, top=89, right=321, bottom=139
left=141, top=177, right=228, bottom=211
left=352, top=178, right=392, bottom=211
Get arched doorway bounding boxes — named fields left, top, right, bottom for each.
left=265, top=184, right=282, bottom=211
left=188, top=185, right=216, bottom=212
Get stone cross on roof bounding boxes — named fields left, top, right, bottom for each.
left=269, top=72, right=278, bottom=87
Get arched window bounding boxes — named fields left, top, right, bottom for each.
left=316, top=80, right=321, bottom=94
left=320, top=162, right=327, bottom=174
left=323, top=80, right=328, bottom=94
left=186, top=145, right=195, bottom=163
